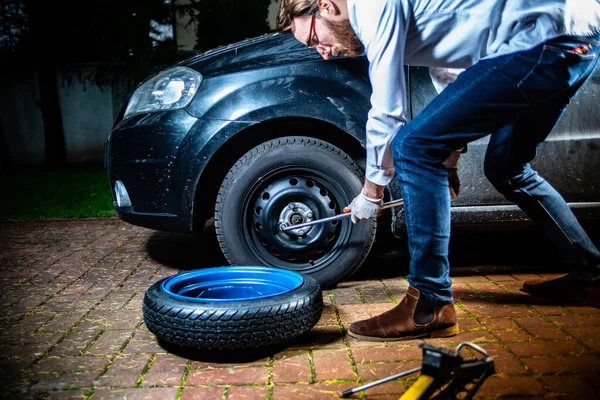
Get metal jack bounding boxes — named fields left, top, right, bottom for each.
left=341, top=342, right=495, bottom=400
left=280, top=198, right=404, bottom=232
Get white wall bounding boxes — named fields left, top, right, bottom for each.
left=174, top=0, right=198, bottom=51
left=57, top=71, right=115, bottom=164
left=268, top=1, right=279, bottom=30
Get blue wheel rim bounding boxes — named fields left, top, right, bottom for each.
left=161, top=266, right=305, bottom=302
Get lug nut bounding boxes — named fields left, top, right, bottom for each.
left=307, top=211, right=314, bottom=218
left=298, top=229, right=305, bottom=236
left=289, top=203, right=296, bottom=210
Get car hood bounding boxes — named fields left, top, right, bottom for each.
left=178, top=32, right=324, bottom=77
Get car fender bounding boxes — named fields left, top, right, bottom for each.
left=174, top=60, right=374, bottom=222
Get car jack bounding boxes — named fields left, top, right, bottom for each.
left=342, top=342, right=495, bottom=399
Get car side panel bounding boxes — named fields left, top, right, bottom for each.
left=408, top=66, right=600, bottom=206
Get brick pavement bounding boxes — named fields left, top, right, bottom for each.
left=1, top=218, right=599, bottom=399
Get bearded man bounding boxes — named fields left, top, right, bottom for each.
left=277, top=0, right=600, bottom=341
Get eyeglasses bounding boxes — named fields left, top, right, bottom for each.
left=307, top=11, right=320, bottom=48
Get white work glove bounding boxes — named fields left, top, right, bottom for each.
left=346, top=191, right=383, bottom=224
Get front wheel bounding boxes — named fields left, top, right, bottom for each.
left=215, top=137, right=376, bottom=289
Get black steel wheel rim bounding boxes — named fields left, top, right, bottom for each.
left=245, top=166, right=353, bottom=274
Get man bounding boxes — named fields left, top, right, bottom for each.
left=277, top=0, right=600, bottom=342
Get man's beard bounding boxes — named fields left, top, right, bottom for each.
left=323, top=19, right=364, bottom=57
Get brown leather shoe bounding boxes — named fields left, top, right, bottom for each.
left=347, top=286, right=458, bottom=342
left=522, top=274, right=600, bottom=300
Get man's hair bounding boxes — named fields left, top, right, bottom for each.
left=277, top=0, right=318, bottom=31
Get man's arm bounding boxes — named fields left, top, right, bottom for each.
left=355, top=0, right=409, bottom=189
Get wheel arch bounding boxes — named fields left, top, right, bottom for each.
left=191, top=117, right=367, bottom=231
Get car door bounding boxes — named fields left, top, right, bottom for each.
left=407, top=64, right=600, bottom=214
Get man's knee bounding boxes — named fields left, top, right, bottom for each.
left=484, top=161, right=539, bottom=197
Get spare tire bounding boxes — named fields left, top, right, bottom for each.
left=142, top=266, right=323, bottom=350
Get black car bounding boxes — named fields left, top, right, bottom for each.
left=106, top=32, right=600, bottom=288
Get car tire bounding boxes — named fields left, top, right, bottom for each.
left=142, top=266, right=323, bottom=350
left=215, top=136, right=376, bottom=289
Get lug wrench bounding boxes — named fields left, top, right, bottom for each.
left=280, top=198, right=403, bottom=232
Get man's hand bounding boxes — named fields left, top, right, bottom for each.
left=346, top=191, right=383, bottom=223
left=443, top=150, right=462, bottom=200
left=447, top=167, right=460, bottom=199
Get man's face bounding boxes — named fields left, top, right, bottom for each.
left=292, top=13, right=364, bottom=60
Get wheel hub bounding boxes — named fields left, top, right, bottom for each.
left=278, top=202, right=315, bottom=236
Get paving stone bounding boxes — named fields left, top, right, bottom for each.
left=331, top=287, right=363, bottom=304
left=85, top=330, right=133, bottom=355
left=179, top=386, right=223, bottom=400
left=273, top=383, right=356, bottom=399
left=315, top=304, right=339, bottom=326
left=39, top=312, right=86, bottom=333
left=90, top=387, right=179, bottom=399
left=470, top=343, right=526, bottom=374
left=359, top=286, right=394, bottom=303
left=476, top=375, right=547, bottom=397
left=513, top=316, right=572, bottom=340
left=540, top=374, right=599, bottom=400
left=562, top=325, right=600, bottom=342
left=189, top=353, right=269, bottom=369
left=44, top=389, right=89, bottom=399
left=47, top=328, right=101, bottom=357
left=141, top=353, right=187, bottom=386
left=186, top=366, right=269, bottom=385
left=24, top=370, right=99, bottom=391
left=427, top=329, right=497, bottom=346
left=488, top=326, right=534, bottom=343
left=356, top=360, right=421, bottom=381
left=120, top=327, right=165, bottom=355
left=351, top=345, right=422, bottom=364
left=462, top=303, right=534, bottom=319
left=523, top=354, right=600, bottom=375
left=84, top=310, right=142, bottom=331
left=357, top=378, right=406, bottom=399
left=506, top=340, right=587, bottom=357
left=272, top=351, right=311, bottom=383
left=312, top=348, right=355, bottom=381
left=0, top=343, right=53, bottom=359
left=97, top=353, right=151, bottom=387
left=549, top=313, right=600, bottom=327
left=31, top=355, right=111, bottom=373
left=455, top=318, right=481, bottom=331
left=226, top=385, right=269, bottom=399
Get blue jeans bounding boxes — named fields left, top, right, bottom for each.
left=392, top=34, right=600, bottom=301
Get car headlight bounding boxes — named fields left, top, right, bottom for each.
left=124, top=66, right=202, bottom=119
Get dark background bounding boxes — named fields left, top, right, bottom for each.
left=1, top=0, right=276, bottom=170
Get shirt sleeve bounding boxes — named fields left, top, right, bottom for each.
left=355, top=1, right=410, bottom=186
